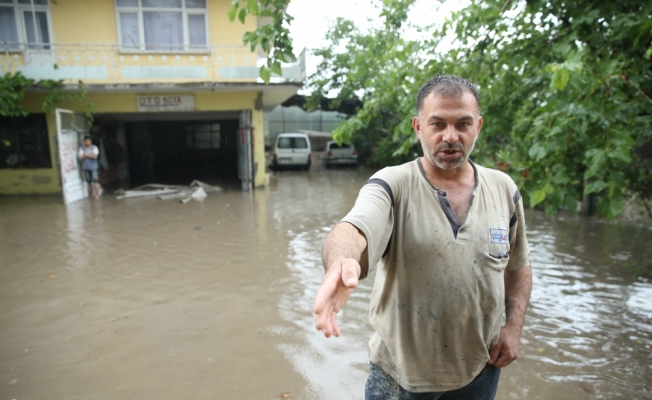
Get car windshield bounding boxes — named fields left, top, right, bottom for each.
left=328, top=142, right=351, bottom=149
left=278, top=137, right=308, bottom=149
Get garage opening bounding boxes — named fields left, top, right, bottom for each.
left=92, top=111, right=247, bottom=191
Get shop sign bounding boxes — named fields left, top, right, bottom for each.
left=137, top=95, right=195, bottom=112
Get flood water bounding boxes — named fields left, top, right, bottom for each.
left=1, top=167, right=651, bottom=400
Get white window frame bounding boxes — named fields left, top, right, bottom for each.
left=115, top=0, right=209, bottom=54
left=0, top=0, right=54, bottom=52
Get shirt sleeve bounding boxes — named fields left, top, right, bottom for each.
left=507, top=190, right=530, bottom=271
left=340, top=183, right=394, bottom=276
left=92, top=146, right=99, bottom=155
left=78, top=148, right=84, bottom=158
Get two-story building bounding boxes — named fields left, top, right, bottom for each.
left=0, top=0, right=304, bottom=202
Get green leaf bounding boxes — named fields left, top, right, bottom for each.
left=584, top=180, right=608, bottom=195
left=238, top=8, right=247, bottom=24
left=528, top=143, right=547, bottom=161
left=247, top=1, right=259, bottom=15
left=530, top=190, right=546, bottom=207
left=551, top=67, right=570, bottom=91
left=552, top=169, right=570, bottom=185
left=259, top=66, right=271, bottom=84
left=597, top=194, right=623, bottom=220
left=227, top=6, right=238, bottom=22
left=585, top=151, right=606, bottom=179
left=270, top=61, right=283, bottom=76
left=608, top=147, right=632, bottom=164
left=563, top=194, right=578, bottom=213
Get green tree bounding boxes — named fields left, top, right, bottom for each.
left=229, top=0, right=652, bottom=218
left=305, top=0, right=652, bottom=219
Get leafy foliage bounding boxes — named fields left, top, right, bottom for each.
left=0, top=72, right=32, bottom=117
left=0, top=71, right=93, bottom=124
left=304, top=0, right=652, bottom=219
left=228, top=0, right=295, bottom=83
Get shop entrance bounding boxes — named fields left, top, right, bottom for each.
left=93, top=111, right=246, bottom=191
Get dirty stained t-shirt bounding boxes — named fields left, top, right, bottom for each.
left=340, top=158, right=530, bottom=393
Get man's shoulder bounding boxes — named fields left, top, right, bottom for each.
left=475, top=163, right=516, bottom=184
left=371, top=160, right=418, bottom=183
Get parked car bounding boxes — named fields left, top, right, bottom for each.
left=272, top=133, right=311, bottom=170
left=323, top=140, right=358, bottom=168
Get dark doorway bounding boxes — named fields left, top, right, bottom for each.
left=124, top=119, right=240, bottom=188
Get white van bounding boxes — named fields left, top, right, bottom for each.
left=272, top=133, right=311, bottom=170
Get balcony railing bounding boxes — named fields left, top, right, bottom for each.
left=0, top=42, right=305, bottom=84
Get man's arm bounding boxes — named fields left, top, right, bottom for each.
left=488, top=265, right=532, bottom=367
left=86, top=147, right=99, bottom=159
left=322, top=221, right=368, bottom=275
left=314, top=222, right=368, bottom=338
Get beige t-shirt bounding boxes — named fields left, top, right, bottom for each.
left=341, top=159, right=530, bottom=392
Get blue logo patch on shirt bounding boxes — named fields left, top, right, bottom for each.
left=490, top=228, right=508, bottom=244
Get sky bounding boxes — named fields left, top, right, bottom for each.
left=285, top=0, right=467, bottom=80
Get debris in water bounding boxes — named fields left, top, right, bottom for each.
left=280, top=392, right=291, bottom=398
left=9, top=379, right=17, bottom=385
left=115, top=181, right=220, bottom=203
left=563, top=351, right=571, bottom=357
left=48, top=274, right=55, bottom=279
left=520, top=339, right=530, bottom=345
left=537, top=348, right=544, bottom=353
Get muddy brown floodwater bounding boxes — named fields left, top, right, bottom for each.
left=1, top=167, right=651, bottom=400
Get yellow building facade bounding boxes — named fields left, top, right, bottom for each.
left=0, top=0, right=303, bottom=195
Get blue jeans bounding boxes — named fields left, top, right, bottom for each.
left=365, top=362, right=501, bottom=400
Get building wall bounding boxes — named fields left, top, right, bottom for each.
left=1, top=0, right=264, bottom=83
left=0, top=0, right=298, bottom=194
left=0, top=90, right=265, bottom=195
left=49, top=0, right=255, bottom=45
left=0, top=112, right=59, bottom=194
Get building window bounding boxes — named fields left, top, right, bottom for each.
left=115, top=0, right=208, bottom=52
left=185, top=122, right=220, bottom=149
left=0, top=0, right=52, bottom=51
left=0, top=114, right=52, bottom=169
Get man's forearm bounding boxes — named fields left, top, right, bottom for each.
left=504, top=266, right=532, bottom=331
left=322, top=222, right=368, bottom=275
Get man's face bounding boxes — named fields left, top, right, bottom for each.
left=84, top=138, right=92, bottom=147
left=412, top=91, right=483, bottom=171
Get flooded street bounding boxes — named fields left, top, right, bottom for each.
left=1, top=167, right=651, bottom=399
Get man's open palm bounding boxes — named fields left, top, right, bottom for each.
left=313, top=258, right=361, bottom=337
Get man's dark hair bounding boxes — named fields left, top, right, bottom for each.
left=416, top=74, right=481, bottom=116
left=84, top=136, right=92, bottom=141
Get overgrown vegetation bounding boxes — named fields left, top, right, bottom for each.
left=0, top=71, right=93, bottom=122
left=236, top=0, right=651, bottom=219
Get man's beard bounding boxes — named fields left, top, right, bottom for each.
left=421, top=138, right=476, bottom=170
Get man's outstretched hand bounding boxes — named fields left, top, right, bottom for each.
left=313, top=258, right=361, bottom=338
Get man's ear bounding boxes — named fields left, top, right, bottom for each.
left=476, top=116, right=483, bottom=136
left=412, top=116, right=421, bottom=138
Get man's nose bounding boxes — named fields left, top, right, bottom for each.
left=442, top=125, right=458, bottom=143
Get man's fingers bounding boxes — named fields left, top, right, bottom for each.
left=488, top=341, right=502, bottom=364
left=340, top=259, right=361, bottom=288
